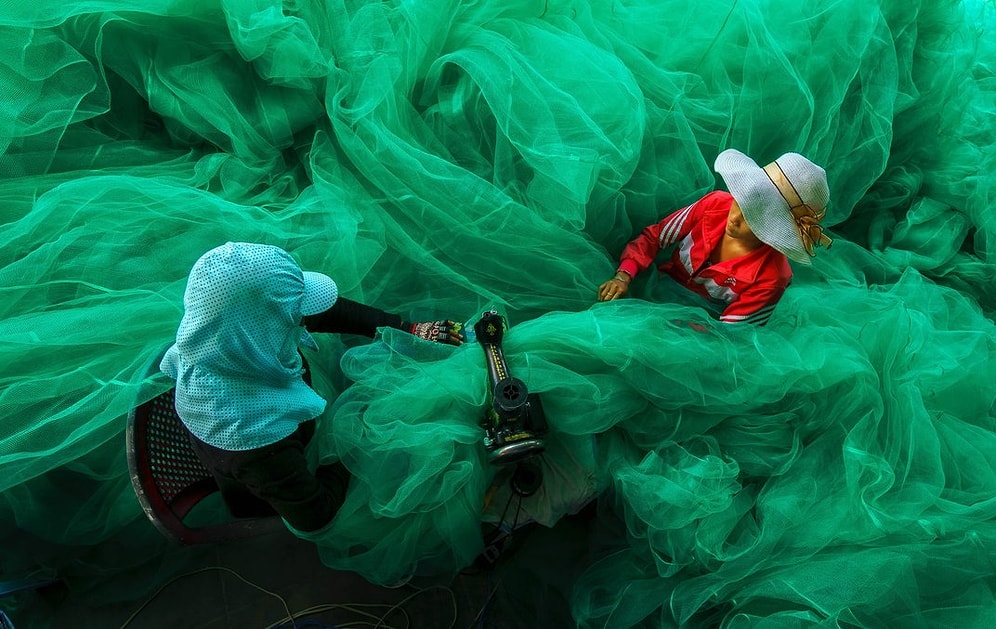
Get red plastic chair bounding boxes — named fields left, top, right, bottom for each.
left=126, top=387, right=285, bottom=544
left=125, top=353, right=311, bottom=544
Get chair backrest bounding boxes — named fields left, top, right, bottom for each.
left=127, top=387, right=287, bottom=544
left=126, top=351, right=311, bottom=544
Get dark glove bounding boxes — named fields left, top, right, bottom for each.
left=409, top=320, right=465, bottom=345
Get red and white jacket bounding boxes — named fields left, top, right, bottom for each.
left=617, top=191, right=792, bottom=325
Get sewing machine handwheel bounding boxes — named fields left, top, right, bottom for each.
left=494, top=377, right=528, bottom=414
left=488, top=438, right=545, bottom=465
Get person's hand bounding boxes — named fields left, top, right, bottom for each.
left=597, top=271, right=632, bottom=301
left=409, top=320, right=465, bottom=345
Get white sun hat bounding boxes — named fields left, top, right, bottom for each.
left=714, top=149, right=832, bottom=264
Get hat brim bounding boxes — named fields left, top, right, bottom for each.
left=714, top=149, right=811, bottom=265
left=300, top=271, right=338, bottom=316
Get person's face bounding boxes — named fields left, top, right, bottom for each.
left=726, top=201, right=762, bottom=244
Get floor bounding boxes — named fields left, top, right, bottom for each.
left=5, top=504, right=598, bottom=629
left=12, top=531, right=498, bottom=629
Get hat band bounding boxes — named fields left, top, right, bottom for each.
left=763, top=162, right=806, bottom=212
left=762, top=162, right=833, bottom=257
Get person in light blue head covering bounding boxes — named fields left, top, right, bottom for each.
left=161, top=242, right=463, bottom=533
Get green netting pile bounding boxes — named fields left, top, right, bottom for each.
left=2, top=0, right=995, bottom=626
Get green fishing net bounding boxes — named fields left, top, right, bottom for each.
left=2, top=0, right=995, bottom=626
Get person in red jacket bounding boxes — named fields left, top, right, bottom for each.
left=598, top=149, right=833, bottom=325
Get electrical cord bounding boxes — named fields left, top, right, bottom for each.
left=468, top=574, right=501, bottom=629
left=118, top=566, right=294, bottom=629
left=116, top=561, right=462, bottom=629
left=264, top=583, right=458, bottom=629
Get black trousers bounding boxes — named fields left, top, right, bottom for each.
left=184, top=420, right=348, bottom=532
left=176, top=297, right=397, bottom=533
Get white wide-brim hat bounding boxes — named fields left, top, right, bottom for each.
left=714, top=149, right=831, bottom=264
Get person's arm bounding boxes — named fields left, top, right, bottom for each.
left=598, top=202, right=700, bottom=301
left=620, top=203, right=698, bottom=277
left=718, top=282, right=786, bottom=326
left=303, top=297, right=404, bottom=337
left=303, top=297, right=464, bottom=344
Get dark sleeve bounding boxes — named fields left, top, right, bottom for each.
left=302, top=297, right=409, bottom=338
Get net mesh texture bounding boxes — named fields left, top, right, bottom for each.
left=1, top=1, right=995, bottom=627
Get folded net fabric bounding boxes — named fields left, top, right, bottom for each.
left=1, top=1, right=995, bottom=626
